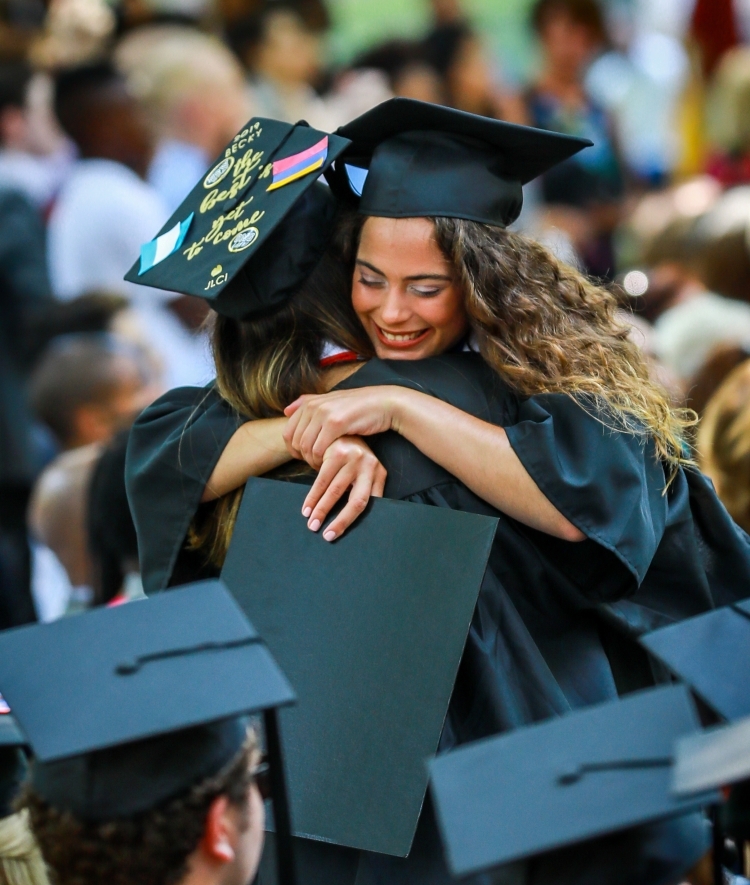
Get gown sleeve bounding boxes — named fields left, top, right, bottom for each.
left=125, top=385, right=248, bottom=595
left=504, top=393, right=669, bottom=587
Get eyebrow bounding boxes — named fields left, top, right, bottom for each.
left=356, top=259, right=453, bottom=283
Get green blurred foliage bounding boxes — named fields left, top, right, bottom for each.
left=326, top=0, right=539, bottom=82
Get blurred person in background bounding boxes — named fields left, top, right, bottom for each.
left=87, top=429, right=143, bottom=607
left=115, top=25, right=250, bottom=212
left=228, top=4, right=325, bottom=124
left=351, top=39, right=444, bottom=104
left=424, top=21, right=527, bottom=123
left=228, top=3, right=389, bottom=130
left=0, top=187, right=52, bottom=630
left=705, top=46, right=750, bottom=188
left=27, top=333, right=156, bottom=619
left=698, top=359, right=750, bottom=535
left=48, top=60, right=213, bottom=388
left=526, top=0, right=624, bottom=278
left=0, top=61, right=72, bottom=212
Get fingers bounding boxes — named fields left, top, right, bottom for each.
left=321, top=469, right=376, bottom=542
left=283, top=397, right=305, bottom=417
left=301, top=457, right=347, bottom=524
left=301, top=438, right=387, bottom=541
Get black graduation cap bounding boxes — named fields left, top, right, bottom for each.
left=639, top=599, right=750, bottom=722
left=124, top=118, right=351, bottom=319
left=220, top=477, right=498, bottom=857
left=0, top=713, right=28, bottom=818
left=0, top=580, right=299, bottom=884
left=327, top=97, right=592, bottom=227
left=428, top=685, right=717, bottom=879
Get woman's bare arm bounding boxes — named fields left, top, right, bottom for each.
left=284, top=386, right=585, bottom=542
left=201, top=417, right=290, bottom=502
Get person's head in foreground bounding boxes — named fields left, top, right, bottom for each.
left=22, top=721, right=265, bottom=885
left=2, top=583, right=292, bottom=885
left=332, top=98, right=693, bottom=476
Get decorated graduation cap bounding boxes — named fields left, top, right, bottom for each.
left=327, top=97, right=592, bottom=227
left=221, top=477, right=497, bottom=857
left=428, top=685, right=715, bottom=879
left=639, top=599, right=750, bottom=722
left=0, top=580, right=299, bottom=885
left=125, top=119, right=351, bottom=320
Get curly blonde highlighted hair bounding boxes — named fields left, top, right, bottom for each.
left=432, top=219, right=694, bottom=472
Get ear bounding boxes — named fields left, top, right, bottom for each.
left=200, top=795, right=236, bottom=864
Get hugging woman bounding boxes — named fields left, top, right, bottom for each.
left=126, top=103, right=750, bottom=885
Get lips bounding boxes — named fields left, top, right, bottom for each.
left=374, top=324, right=432, bottom=348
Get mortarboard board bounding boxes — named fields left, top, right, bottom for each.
left=221, top=477, right=498, bottom=857
left=327, top=97, right=592, bottom=228
left=0, top=580, right=298, bottom=884
left=124, top=119, right=351, bottom=319
left=428, top=685, right=717, bottom=878
left=639, top=599, right=750, bottom=722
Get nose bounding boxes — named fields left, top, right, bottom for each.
left=378, top=287, right=413, bottom=326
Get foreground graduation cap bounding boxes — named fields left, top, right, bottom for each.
left=221, top=477, right=497, bottom=857
left=0, top=580, right=298, bottom=884
left=327, top=97, right=592, bottom=228
left=640, top=599, right=750, bottom=722
left=428, top=685, right=716, bottom=878
left=124, top=118, right=350, bottom=319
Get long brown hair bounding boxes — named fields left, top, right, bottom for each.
left=341, top=213, right=693, bottom=474
left=188, top=247, right=370, bottom=567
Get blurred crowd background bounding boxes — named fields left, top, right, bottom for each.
left=2, top=0, right=750, bottom=627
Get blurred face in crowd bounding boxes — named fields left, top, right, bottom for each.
left=538, top=10, right=600, bottom=81
left=352, top=216, right=468, bottom=361
left=446, top=34, right=495, bottom=114
left=76, top=82, right=153, bottom=177
left=253, top=9, right=321, bottom=87
left=70, top=355, right=155, bottom=449
left=393, top=63, right=444, bottom=104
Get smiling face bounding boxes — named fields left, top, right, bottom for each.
left=352, top=216, right=469, bottom=360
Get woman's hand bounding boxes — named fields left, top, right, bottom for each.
left=299, top=435, right=387, bottom=541
left=283, top=386, right=405, bottom=468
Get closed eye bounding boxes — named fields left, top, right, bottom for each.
left=358, top=275, right=386, bottom=288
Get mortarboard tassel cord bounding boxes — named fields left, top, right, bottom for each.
left=115, top=637, right=261, bottom=675
left=557, top=757, right=673, bottom=786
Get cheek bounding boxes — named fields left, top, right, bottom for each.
left=351, top=282, right=379, bottom=319
left=422, top=290, right=468, bottom=335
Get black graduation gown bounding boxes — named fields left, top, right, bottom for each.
left=126, top=352, right=747, bottom=883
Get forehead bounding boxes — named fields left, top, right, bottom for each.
left=357, top=216, right=450, bottom=273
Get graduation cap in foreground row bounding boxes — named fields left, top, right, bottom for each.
left=639, top=599, right=750, bottom=722
left=0, top=580, right=298, bottom=885
left=328, top=97, right=592, bottom=228
left=125, top=118, right=350, bottom=319
left=221, top=477, right=498, bottom=858
left=428, top=684, right=718, bottom=879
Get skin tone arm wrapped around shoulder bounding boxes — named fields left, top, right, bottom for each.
left=201, top=361, right=387, bottom=541
left=284, top=384, right=585, bottom=543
